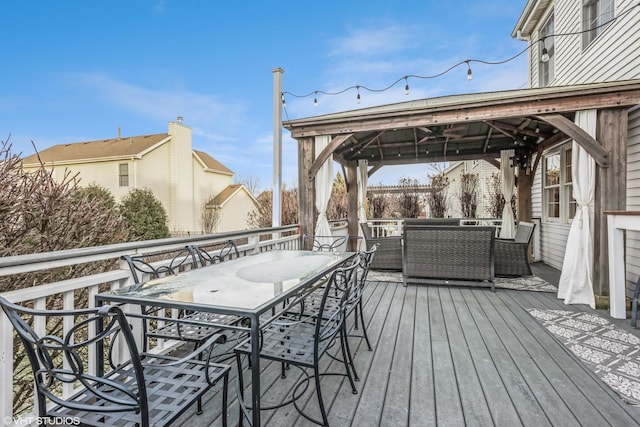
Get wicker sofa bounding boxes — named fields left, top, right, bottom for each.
left=361, top=219, right=465, bottom=271
left=402, top=224, right=495, bottom=291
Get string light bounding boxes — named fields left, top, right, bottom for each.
left=540, top=38, right=550, bottom=63
left=280, top=3, right=639, bottom=107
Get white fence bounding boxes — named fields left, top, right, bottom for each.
left=0, top=225, right=300, bottom=421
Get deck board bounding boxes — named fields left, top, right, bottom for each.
left=182, top=269, right=640, bottom=426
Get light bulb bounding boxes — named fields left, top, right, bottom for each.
left=356, top=92, right=361, bottom=104
left=313, top=93, right=318, bottom=107
left=541, top=47, right=550, bottom=63
left=467, top=67, right=472, bottom=81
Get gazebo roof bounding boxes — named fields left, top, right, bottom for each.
left=284, top=79, right=640, bottom=176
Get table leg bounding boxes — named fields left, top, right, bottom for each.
left=250, top=313, right=261, bottom=426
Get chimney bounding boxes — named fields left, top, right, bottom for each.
left=177, top=116, right=183, bottom=124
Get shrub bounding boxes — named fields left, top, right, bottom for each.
left=119, top=188, right=170, bottom=240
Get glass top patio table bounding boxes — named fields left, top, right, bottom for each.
left=100, top=249, right=355, bottom=313
left=96, top=249, right=356, bottom=427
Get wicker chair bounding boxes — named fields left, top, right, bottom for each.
left=0, top=296, right=230, bottom=427
left=360, top=223, right=402, bottom=270
left=494, top=221, right=535, bottom=277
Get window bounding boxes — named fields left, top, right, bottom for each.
left=539, top=13, right=554, bottom=87
left=543, top=144, right=574, bottom=222
left=544, top=154, right=560, bottom=218
left=582, top=0, right=614, bottom=49
left=119, top=163, right=129, bottom=187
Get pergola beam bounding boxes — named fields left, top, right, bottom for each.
left=535, top=114, right=609, bottom=167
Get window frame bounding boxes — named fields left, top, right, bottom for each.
left=582, top=0, right=615, bottom=49
left=543, top=143, right=574, bottom=224
left=118, top=163, right=129, bottom=187
left=539, top=12, right=555, bottom=87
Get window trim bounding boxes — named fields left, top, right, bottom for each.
left=542, top=143, right=574, bottom=224
left=119, top=163, right=129, bottom=187
left=539, top=12, right=555, bottom=87
left=582, top=0, right=615, bottom=50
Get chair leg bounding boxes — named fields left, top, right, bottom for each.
left=357, top=302, right=372, bottom=351
left=235, top=353, right=246, bottom=427
left=632, top=277, right=640, bottom=328
left=221, top=371, right=229, bottom=427
left=313, top=365, right=330, bottom=427
left=340, top=328, right=358, bottom=393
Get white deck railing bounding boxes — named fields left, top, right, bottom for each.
left=0, top=225, right=300, bottom=421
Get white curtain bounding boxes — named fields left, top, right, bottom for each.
left=500, top=149, right=515, bottom=238
left=557, top=109, right=597, bottom=308
left=357, top=159, right=368, bottom=250
left=314, top=135, right=333, bottom=245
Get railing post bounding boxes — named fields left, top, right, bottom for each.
left=0, top=313, right=13, bottom=419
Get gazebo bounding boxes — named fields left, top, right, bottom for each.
left=283, top=79, right=640, bottom=298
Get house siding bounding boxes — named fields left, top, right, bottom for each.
left=520, top=0, right=640, bottom=275
left=626, top=107, right=640, bottom=296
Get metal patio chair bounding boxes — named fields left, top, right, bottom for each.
left=121, top=250, right=240, bottom=352
left=233, top=255, right=360, bottom=426
left=0, top=296, right=230, bottom=427
left=188, top=239, right=239, bottom=267
left=302, top=234, right=348, bottom=252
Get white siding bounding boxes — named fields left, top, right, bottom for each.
left=536, top=0, right=640, bottom=87
left=523, top=0, right=640, bottom=278
left=626, top=107, right=640, bottom=297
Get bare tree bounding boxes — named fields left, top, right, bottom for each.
left=0, top=137, right=131, bottom=414
left=327, top=173, right=348, bottom=220
left=458, top=172, right=479, bottom=218
left=233, top=174, right=261, bottom=195
left=247, top=184, right=299, bottom=228
left=201, top=194, right=222, bottom=233
left=428, top=173, right=449, bottom=218
left=396, top=177, right=421, bottom=218
left=370, top=193, right=390, bottom=218
left=486, top=173, right=517, bottom=219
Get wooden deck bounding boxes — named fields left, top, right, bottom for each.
left=181, top=263, right=640, bottom=426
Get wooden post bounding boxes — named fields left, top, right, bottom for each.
left=593, top=108, right=627, bottom=297
left=346, top=163, right=359, bottom=251
left=517, top=171, right=533, bottom=223
left=298, top=136, right=315, bottom=239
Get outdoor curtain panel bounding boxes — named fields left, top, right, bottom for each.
left=557, top=109, right=596, bottom=308
left=358, top=159, right=368, bottom=250
left=500, top=149, right=515, bottom=239
left=314, top=135, right=333, bottom=242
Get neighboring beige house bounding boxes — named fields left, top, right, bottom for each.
left=21, top=118, right=259, bottom=235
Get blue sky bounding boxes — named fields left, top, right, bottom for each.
left=1, top=0, right=529, bottom=191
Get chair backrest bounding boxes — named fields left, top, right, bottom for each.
left=0, top=296, right=149, bottom=423
left=302, top=234, right=347, bottom=252
left=121, top=254, right=176, bottom=284
left=349, top=244, right=378, bottom=305
left=316, top=255, right=360, bottom=347
left=188, top=239, right=239, bottom=267
left=514, top=221, right=535, bottom=244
